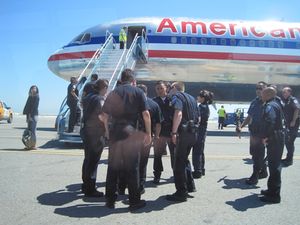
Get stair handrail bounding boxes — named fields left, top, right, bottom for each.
left=76, top=33, right=114, bottom=82
left=108, top=33, right=140, bottom=90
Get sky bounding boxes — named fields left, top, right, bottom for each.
left=1, top=0, right=300, bottom=115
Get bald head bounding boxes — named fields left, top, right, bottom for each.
left=262, top=87, right=276, bottom=102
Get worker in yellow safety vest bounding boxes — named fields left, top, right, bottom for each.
left=119, top=26, right=127, bottom=49
left=217, top=105, right=226, bottom=129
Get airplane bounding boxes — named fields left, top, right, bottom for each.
left=48, top=17, right=300, bottom=102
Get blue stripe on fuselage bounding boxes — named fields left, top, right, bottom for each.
left=63, top=35, right=300, bottom=50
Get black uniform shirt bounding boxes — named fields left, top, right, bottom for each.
left=199, top=103, right=210, bottom=127
left=171, top=92, right=199, bottom=125
left=261, top=98, right=284, bottom=138
left=153, top=96, right=174, bottom=137
left=67, top=83, right=78, bottom=104
left=102, top=83, right=149, bottom=127
left=282, top=96, right=300, bottom=125
left=82, top=92, right=105, bottom=132
left=139, top=97, right=163, bottom=132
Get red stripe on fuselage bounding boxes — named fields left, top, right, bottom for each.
left=48, top=50, right=300, bottom=63
left=48, top=51, right=96, bottom=61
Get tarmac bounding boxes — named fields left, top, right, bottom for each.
left=0, top=115, right=299, bottom=225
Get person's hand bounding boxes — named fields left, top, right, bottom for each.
left=171, top=133, right=177, bottom=145
left=262, top=138, right=268, bottom=145
left=144, top=133, right=152, bottom=146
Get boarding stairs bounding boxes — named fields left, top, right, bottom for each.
left=56, top=31, right=148, bottom=143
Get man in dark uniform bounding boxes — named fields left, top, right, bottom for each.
left=152, top=80, right=175, bottom=184
left=67, top=76, right=79, bottom=132
left=166, top=81, right=199, bottom=202
left=259, top=87, right=285, bottom=204
left=80, top=79, right=108, bottom=197
left=137, top=84, right=163, bottom=194
left=237, top=81, right=268, bottom=185
left=101, top=69, right=151, bottom=211
left=281, top=87, right=300, bottom=167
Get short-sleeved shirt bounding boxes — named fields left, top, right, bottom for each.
left=247, top=97, right=264, bottom=124
left=153, top=96, right=174, bottom=137
left=171, top=92, right=199, bottom=125
left=139, top=97, right=163, bottom=132
left=261, top=98, right=284, bottom=138
left=102, top=83, right=149, bottom=127
left=282, top=96, right=300, bottom=125
left=81, top=92, right=105, bottom=131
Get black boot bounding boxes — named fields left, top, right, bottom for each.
left=245, top=173, right=258, bottom=185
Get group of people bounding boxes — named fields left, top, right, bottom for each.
left=79, top=68, right=214, bottom=211
left=22, top=71, right=299, bottom=209
left=237, top=82, right=299, bottom=203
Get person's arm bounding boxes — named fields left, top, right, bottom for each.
left=290, top=108, right=300, bottom=127
left=154, top=123, right=161, bottom=139
left=99, top=112, right=109, bottom=139
left=171, top=110, right=182, bottom=144
left=142, top=110, right=152, bottom=146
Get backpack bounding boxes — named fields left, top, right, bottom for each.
left=22, top=129, right=35, bottom=149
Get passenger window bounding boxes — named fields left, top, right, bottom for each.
left=211, top=38, right=217, bottom=45
left=268, top=41, right=275, bottom=48
left=191, top=37, right=197, bottom=44
left=296, top=42, right=300, bottom=49
left=238, top=39, right=246, bottom=46
left=230, top=39, right=236, bottom=46
left=249, top=40, right=256, bottom=47
left=220, top=38, right=226, bottom=45
left=200, top=38, right=207, bottom=45
left=181, top=37, right=187, bottom=44
left=259, top=40, right=265, bottom=47
left=171, top=36, right=177, bottom=44
left=277, top=41, right=284, bottom=48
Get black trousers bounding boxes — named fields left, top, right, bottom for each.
left=153, top=136, right=175, bottom=178
left=120, top=41, right=125, bottom=49
left=250, top=135, right=266, bottom=175
left=140, top=143, right=151, bottom=188
left=285, top=122, right=299, bottom=161
left=81, top=127, right=104, bottom=193
left=105, top=127, right=144, bottom=205
left=266, top=135, right=284, bottom=196
left=173, top=131, right=197, bottom=194
left=67, top=102, right=78, bottom=132
left=192, top=126, right=207, bottom=173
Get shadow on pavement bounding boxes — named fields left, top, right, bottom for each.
left=222, top=177, right=261, bottom=190
left=242, top=158, right=252, bottom=165
left=37, top=183, right=174, bottom=218
left=39, top=139, right=83, bottom=149
left=13, top=127, right=56, bottom=132
left=226, top=194, right=266, bottom=211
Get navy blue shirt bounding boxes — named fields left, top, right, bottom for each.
left=67, top=83, right=78, bottom=105
left=282, top=96, right=300, bottom=126
left=171, top=92, right=199, bottom=125
left=82, top=92, right=105, bottom=131
left=261, top=98, right=284, bottom=138
left=247, top=97, right=264, bottom=134
left=139, top=97, right=163, bottom=132
left=153, top=96, right=174, bottom=137
left=199, top=103, right=210, bottom=127
left=102, top=83, right=149, bottom=127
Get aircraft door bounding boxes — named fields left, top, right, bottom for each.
left=126, top=26, right=146, bottom=49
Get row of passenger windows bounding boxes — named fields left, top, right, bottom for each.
left=170, top=36, right=300, bottom=49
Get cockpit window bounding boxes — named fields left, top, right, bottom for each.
left=71, top=33, right=91, bottom=43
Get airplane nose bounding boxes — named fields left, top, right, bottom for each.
left=47, top=54, right=59, bottom=76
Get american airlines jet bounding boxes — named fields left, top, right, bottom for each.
left=48, top=17, right=300, bottom=101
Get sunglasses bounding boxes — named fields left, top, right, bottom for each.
left=256, top=87, right=263, bottom=90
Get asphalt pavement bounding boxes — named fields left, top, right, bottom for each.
left=0, top=115, right=299, bottom=225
